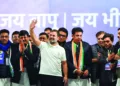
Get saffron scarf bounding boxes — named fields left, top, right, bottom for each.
left=72, top=41, right=84, bottom=70
left=19, top=41, right=32, bottom=72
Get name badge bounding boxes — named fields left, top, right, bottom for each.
left=0, top=51, right=4, bottom=64
left=105, top=62, right=111, bottom=70
left=117, top=60, right=120, bottom=68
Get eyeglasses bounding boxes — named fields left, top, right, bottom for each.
left=58, top=34, right=66, bottom=37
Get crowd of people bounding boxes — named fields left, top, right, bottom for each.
left=0, top=20, right=120, bottom=86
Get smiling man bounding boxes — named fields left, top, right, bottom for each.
left=11, top=30, right=39, bottom=86
left=64, top=27, right=92, bottom=86
left=99, top=33, right=117, bottom=86
left=30, top=20, right=68, bottom=86
left=91, top=31, right=105, bottom=86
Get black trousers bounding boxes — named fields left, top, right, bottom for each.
left=99, top=81, right=116, bottom=86
left=38, top=74, right=64, bottom=86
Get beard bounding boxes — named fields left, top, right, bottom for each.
left=49, top=39, right=57, bottom=44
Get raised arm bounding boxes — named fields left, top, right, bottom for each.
left=29, top=20, right=41, bottom=46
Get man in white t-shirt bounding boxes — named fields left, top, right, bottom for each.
left=29, top=20, right=68, bottom=86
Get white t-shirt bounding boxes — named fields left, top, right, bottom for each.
left=38, top=42, right=66, bottom=77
